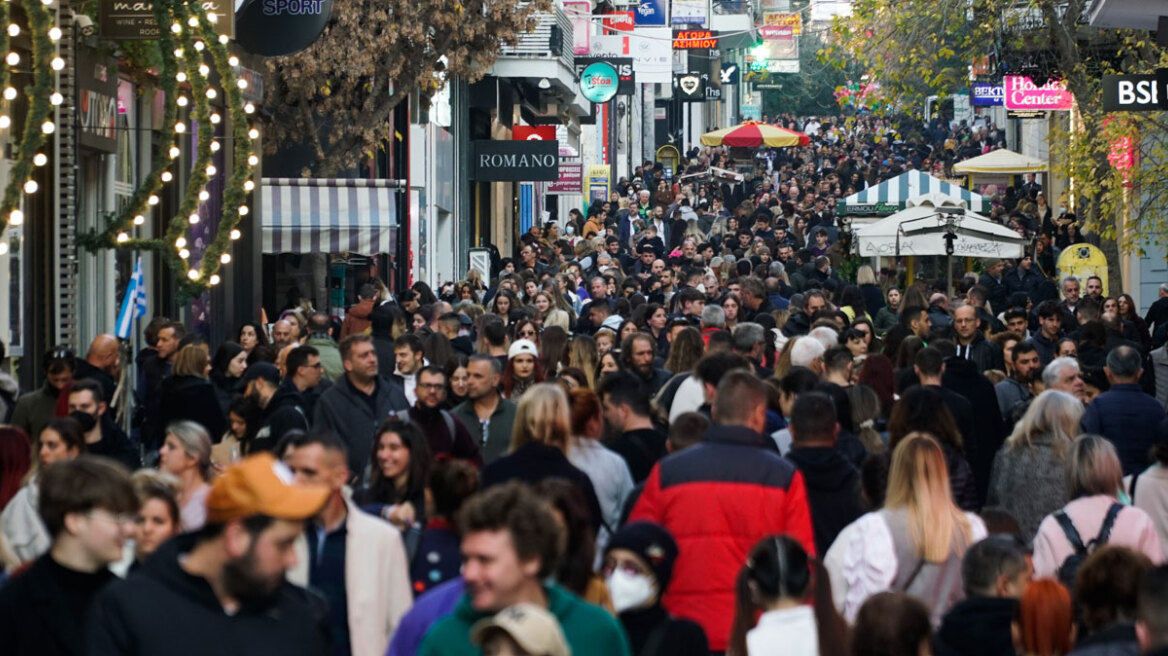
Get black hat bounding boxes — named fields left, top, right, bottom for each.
left=606, top=522, right=678, bottom=588
left=238, top=362, right=280, bottom=390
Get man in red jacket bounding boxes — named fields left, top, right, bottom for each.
left=630, top=369, right=816, bottom=652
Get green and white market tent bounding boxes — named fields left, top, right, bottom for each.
left=837, top=169, right=991, bottom=217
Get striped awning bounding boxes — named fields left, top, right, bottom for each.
left=838, top=170, right=990, bottom=217
left=261, top=178, right=402, bottom=255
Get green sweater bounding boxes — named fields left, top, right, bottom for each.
left=416, top=584, right=631, bottom=656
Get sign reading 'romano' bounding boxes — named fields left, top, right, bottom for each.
left=471, top=141, right=560, bottom=182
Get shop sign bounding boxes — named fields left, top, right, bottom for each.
left=1003, top=76, right=1073, bottom=111
left=77, top=49, right=118, bottom=154
left=576, top=58, right=634, bottom=96
left=672, top=0, right=708, bottom=26
left=673, top=30, right=719, bottom=49
left=1101, top=74, right=1160, bottom=111
left=970, top=81, right=1004, bottom=106
left=564, top=1, right=591, bottom=54
left=579, top=61, right=620, bottom=103
left=635, top=0, right=667, bottom=26
left=235, top=0, right=333, bottom=56
left=675, top=72, right=706, bottom=102
left=1006, top=109, right=1046, bottom=119
left=471, top=141, right=559, bottom=182
left=100, top=0, right=235, bottom=39
left=513, top=126, right=557, bottom=141
left=603, top=11, right=635, bottom=32
left=763, top=13, right=802, bottom=34
left=548, top=163, right=583, bottom=194
left=758, top=25, right=793, bottom=40
left=720, top=63, right=739, bottom=85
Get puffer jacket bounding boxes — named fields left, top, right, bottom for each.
left=630, top=424, right=816, bottom=651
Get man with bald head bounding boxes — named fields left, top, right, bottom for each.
left=271, top=319, right=298, bottom=349
left=74, top=334, right=120, bottom=406
left=952, top=305, right=1004, bottom=373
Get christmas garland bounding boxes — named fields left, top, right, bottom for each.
left=77, top=0, right=256, bottom=301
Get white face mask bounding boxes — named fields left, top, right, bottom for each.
left=606, top=569, right=657, bottom=613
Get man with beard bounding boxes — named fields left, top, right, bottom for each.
left=67, top=379, right=139, bottom=469
left=271, top=318, right=299, bottom=350
left=995, top=341, right=1041, bottom=423
left=620, top=333, right=672, bottom=394
left=242, top=362, right=309, bottom=453
left=408, top=366, right=482, bottom=466
left=599, top=371, right=667, bottom=484
left=12, top=346, right=77, bottom=444
left=88, top=453, right=332, bottom=656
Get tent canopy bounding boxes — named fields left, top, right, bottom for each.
left=853, top=194, right=1028, bottom=259
left=953, top=149, right=1047, bottom=174
left=838, top=169, right=990, bottom=216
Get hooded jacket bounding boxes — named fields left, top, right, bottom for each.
left=251, top=380, right=310, bottom=453
left=87, top=533, right=331, bottom=656
left=785, top=446, right=865, bottom=554
left=953, top=331, right=1004, bottom=374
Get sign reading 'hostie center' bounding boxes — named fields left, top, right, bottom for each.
left=471, top=141, right=560, bottom=182
left=1003, top=75, right=1073, bottom=111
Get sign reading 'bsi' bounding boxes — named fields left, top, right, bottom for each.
left=471, top=141, right=559, bottom=182
left=1102, top=74, right=1160, bottom=111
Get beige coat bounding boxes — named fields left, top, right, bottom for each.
left=289, top=495, right=413, bottom=656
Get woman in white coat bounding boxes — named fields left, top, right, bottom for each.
left=0, top=418, right=85, bottom=564
left=824, top=432, right=987, bottom=626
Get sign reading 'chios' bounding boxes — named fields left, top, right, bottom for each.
left=580, top=62, right=619, bottom=104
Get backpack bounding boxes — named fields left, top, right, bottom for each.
left=1054, top=503, right=1123, bottom=589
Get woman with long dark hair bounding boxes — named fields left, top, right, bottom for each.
left=729, top=535, right=848, bottom=656
left=354, top=418, right=431, bottom=532
left=501, top=339, right=545, bottom=400
left=237, top=321, right=270, bottom=354
left=209, top=341, right=247, bottom=413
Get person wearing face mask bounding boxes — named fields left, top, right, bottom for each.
left=67, top=379, right=139, bottom=470
left=603, top=522, right=708, bottom=656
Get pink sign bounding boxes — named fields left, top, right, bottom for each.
left=758, top=24, right=793, bottom=40
left=548, top=163, right=583, bottom=194
left=1004, top=76, right=1073, bottom=111
left=564, top=1, right=591, bottom=55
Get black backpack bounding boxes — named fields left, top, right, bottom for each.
left=1054, top=503, right=1123, bottom=589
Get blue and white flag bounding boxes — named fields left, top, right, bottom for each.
left=115, top=257, right=147, bottom=340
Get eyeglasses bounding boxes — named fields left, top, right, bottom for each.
left=519, top=330, right=538, bottom=338
left=87, top=510, right=136, bottom=526
left=418, top=383, right=445, bottom=391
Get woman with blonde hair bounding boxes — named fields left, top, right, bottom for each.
left=1031, top=435, right=1164, bottom=577
left=567, top=335, right=600, bottom=389
left=481, top=383, right=604, bottom=532
left=825, top=432, right=987, bottom=626
left=986, top=390, right=1083, bottom=541
left=157, top=420, right=213, bottom=531
left=154, top=343, right=226, bottom=449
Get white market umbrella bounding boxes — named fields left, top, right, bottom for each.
left=853, top=194, right=1028, bottom=259
left=953, top=149, right=1048, bottom=174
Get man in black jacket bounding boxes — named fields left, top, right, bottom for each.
left=953, top=305, right=1004, bottom=373
left=935, top=537, right=1030, bottom=656
left=67, top=380, right=139, bottom=470
left=0, top=457, right=137, bottom=656
left=88, top=453, right=332, bottom=656
left=784, top=392, right=864, bottom=555
left=314, top=334, right=409, bottom=478
left=941, top=350, right=1008, bottom=507
left=599, top=370, right=667, bottom=483
left=243, top=362, right=309, bottom=453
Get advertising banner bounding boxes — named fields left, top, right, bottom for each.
left=758, top=24, right=794, bottom=40
left=564, top=1, right=591, bottom=55
left=672, top=29, right=719, bottom=49
left=578, top=61, right=621, bottom=103
left=548, top=163, right=583, bottom=194
left=575, top=57, right=635, bottom=95
left=513, top=126, right=557, bottom=141
left=101, top=0, right=235, bottom=39
left=635, top=0, right=667, bottom=26
left=672, top=0, right=708, bottom=26
left=970, top=81, right=1004, bottom=106
left=603, top=11, right=635, bottom=33
left=763, top=12, right=802, bottom=34
left=629, top=28, right=673, bottom=83
left=1003, top=76, right=1073, bottom=111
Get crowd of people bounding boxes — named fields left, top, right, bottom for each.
left=0, top=112, right=1167, bottom=656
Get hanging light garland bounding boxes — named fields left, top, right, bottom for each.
left=0, top=0, right=59, bottom=248
left=78, top=0, right=257, bottom=300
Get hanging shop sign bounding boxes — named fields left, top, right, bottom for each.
left=513, top=126, right=557, bottom=141
left=1003, top=76, right=1073, bottom=111
left=672, top=0, right=708, bottom=26
left=77, top=48, right=119, bottom=154
left=672, top=30, right=719, bottom=49
left=578, top=61, right=621, bottom=103
left=758, top=24, right=794, bottom=40
left=564, top=1, right=592, bottom=54
left=970, top=81, right=1004, bottom=106
left=100, top=0, right=236, bottom=39
left=547, top=163, right=583, bottom=194
left=675, top=72, right=707, bottom=102
left=576, top=58, right=635, bottom=96
left=603, top=11, right=635, bottom=32
left=635, top=0, right=667, bottom=26
left=471, top=141, right=559, bottom=182
left=1101, top=74, right=1161, bottom=111
left=720, top=63, right=740, bottom=85
left=763, top=13, right=802, bottom=34
left=234, top=0, right=333, bottom=56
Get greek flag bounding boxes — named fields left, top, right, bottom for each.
left=115, top=257, right=147, bottom=340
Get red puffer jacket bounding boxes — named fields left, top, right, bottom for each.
left=630, top=425, right=816, bottom=652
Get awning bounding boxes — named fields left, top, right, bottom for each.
left=838, top=169, right=990, bottom=216
left=852, top=194, right=1028, bottom=258
left=952, top=149, right=1048, bottom=174
left=261, top=178, right=402, bottom=255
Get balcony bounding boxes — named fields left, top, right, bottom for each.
left=492, top=4, right=588, bottom=114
